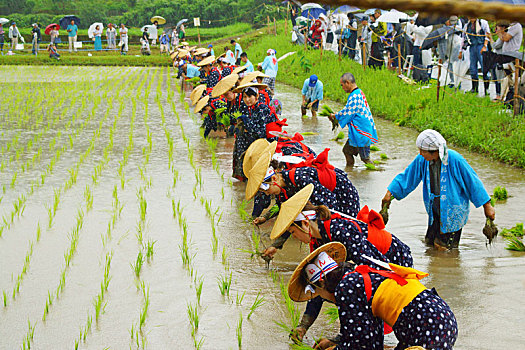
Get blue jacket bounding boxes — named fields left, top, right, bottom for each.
left=186, top=64, right=200, bottom=78
left=261, top=55, right=278, bottom=78
left=388, top=150, right=490, bottom=233
left=301, top=78, right=324, bottom=101
left=335, top=88, right=378, bottom=147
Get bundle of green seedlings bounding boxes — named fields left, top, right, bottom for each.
left=501, top=223, right=525, bottom=251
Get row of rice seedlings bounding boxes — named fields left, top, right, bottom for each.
left=0, top=80, right=116, bottom=239
left=236, top=312, right=244, bottom=349
left=0, top=81, right=81, bottom=175
left=21, top=319, right=35, bottom=350
left=130, top=279, right=151, bottom=348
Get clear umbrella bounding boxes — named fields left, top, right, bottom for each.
left=0, top=18, right=9, bottom=25
left=176, top=19, right=188, bottom=28
left=376, top=9, right=410, bottom=23
left=88, top=22, right=104, bottom=38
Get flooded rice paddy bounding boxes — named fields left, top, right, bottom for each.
left=0, top=66, right=524, bottom=349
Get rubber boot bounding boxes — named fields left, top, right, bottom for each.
left=470, top=80, right=479, bottom=93
left=484, top=81, right=490, bottom=96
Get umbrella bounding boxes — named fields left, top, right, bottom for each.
left=0, top=18, right=9, bottom=25
left=376, top=9, right=410, bottom=23
left=415, top=14, right=448, bottom=26
left=301, top=3, right=324, bottom=11
left=301, top=8, right=327, bottom=19
left=333, top=5, right=360, bottom=14
left=88, top=22, right=104, bottom=39
left=364, top=8, right=384, bottom=15
left=45, top=23, right=60, bottom=35
left=176, top=19, right=188, bottom=28
left=420, top=26, right=453, bottom=50
left=59, top=15, right=81, bottom=29
left=151, top=16, right=166, bottom=25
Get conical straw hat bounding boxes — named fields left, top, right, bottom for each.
left=232, top=82, right=268, bottom=94
left=245, top=149, right=273, bottom=201
left=239, top=71, right=269, bottom=86
left=211, top=73, right=239, bottom=98
left=287, top=242, right=346, bottom=302
left=243, top=140, right=276, bottom=178
left=197, top=55, right=215, bottom=67
left=232, top=65, right=248, bottom=75
left=194, top=47, right=209, bottom=56
left=270, top=184, right=314, bottom=240
left=194, top=95, right=210, bottom=114
left=190, top=85, right=207, bottom=106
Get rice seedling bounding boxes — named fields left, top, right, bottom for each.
left=324, top=306, right=339, bottom=324
left=380, top=153, right=388, bottom=160
left=501, top=223, right=524, bottom=238
left=217, top=272, right=233, bottom=297
left=145, top=239, right=156, bottom=261
left=493, top=186, right=508, bottom=200
left=247, top=292, right=265, bottom=319
left=3, top=290, right=7, bottom=307
left=236, top=291, right=245, bottom=306
left=236, top=312, right=243, bottom=349
left=131, top=251, right=145, bottom=278
left=139, top=282, right=150, bottom=330
left=505, top=236, right=525, bottom=251
left=187, top=302, right=200, bottom=335
left=365, top=163, right=378, bottom=171
left=221, top=246, right=229, bottom=269
left=238, top=200, right=249, bottom=221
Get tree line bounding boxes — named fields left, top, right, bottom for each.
left=2, top=0, right=286, bottom=28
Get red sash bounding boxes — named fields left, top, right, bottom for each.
left=288, top=148, right=336, bottom=191
left=357, top=206, right=392, bottom=255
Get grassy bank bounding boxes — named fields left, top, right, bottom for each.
left=241, top=32, right=525, bottom=168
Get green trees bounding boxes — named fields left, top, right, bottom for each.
left=2, top=0, right=285, bottom=28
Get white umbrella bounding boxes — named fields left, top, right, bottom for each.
left=88, top=22, right=104, bottom=38
left=301, top=2, right=324, bottom=11
left=0, top=18, right=9, bottom=25
left=141, top=24, right=158, bottom=39
left=376, top=9, right=410, bottom=23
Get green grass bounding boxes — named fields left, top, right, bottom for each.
left=243, top=32, right=525, bottom=168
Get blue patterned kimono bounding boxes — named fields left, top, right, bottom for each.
left=387, top=150, right=490, bottom=233
left=335, top=88, right=378, bottom=147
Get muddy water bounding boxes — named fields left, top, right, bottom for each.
left=0, top=67, right=523, bottom=350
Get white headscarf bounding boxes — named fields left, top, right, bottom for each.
left=416, top=129, right=448, bottom=165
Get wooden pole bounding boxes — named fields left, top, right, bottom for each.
left=285, top=2, right=289, bottom=35
left=514, top=58, right=520, bottom=116
left=197, top=27, right=201, bottom=45
left=267, top=16, right=271, bottom=35
left=274, top=17, right=277, bottom=36
left=437, top=59, right=442, bottom=103
left=362, top=42, right=366, bottom=71
left=397, top=44, right=401, bottom=75
left=320, top=36, right=324, bottom=59
left=339, top=21, right=343, bottom=61
left=304, top=10, right=309, bottom=51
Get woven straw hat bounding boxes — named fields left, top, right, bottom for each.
left=176, top=49, right=189, bottom=59
left=211, top=73, right=239, bottom=98
left=245, top=149, right=273, bottom=201
left=243, top=140, right=277, bottom=178
left=232, top=65, right=248, bottom=75
left=197, top=55, right=215, bottom=67
left=181, top=41, right=189, bottom=46
left=190, top=85, right=207, bottom=106
left=232, top=82, right=268, bottom=94
left=287, top=242, right=346, bottom=302
left=194, top=47, right=209, bottom=56
left=270, top=184, right=314, bottom=240
left=239, top=71, right=269, bottom=86
left=194, top=95, right=210, bottom=114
